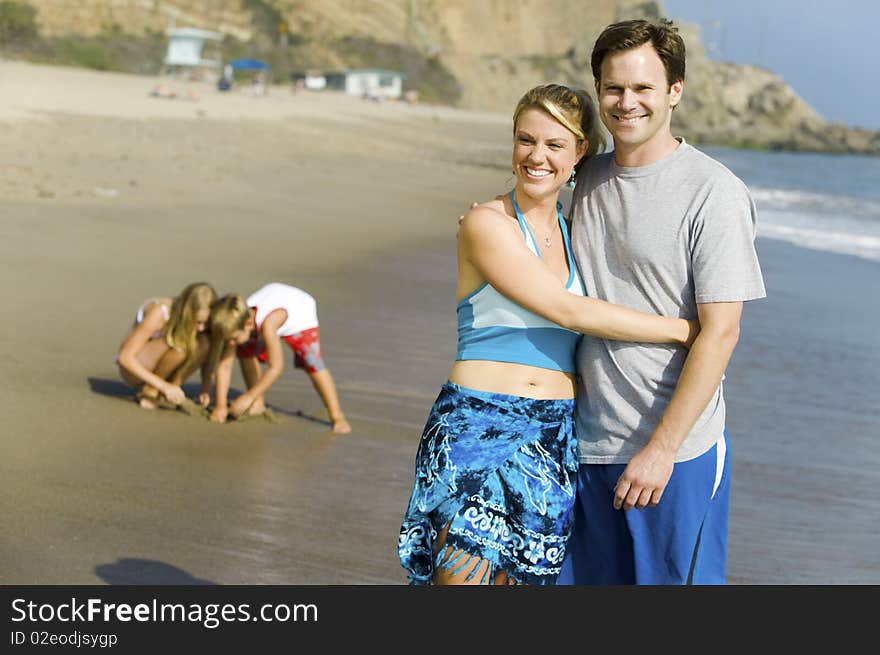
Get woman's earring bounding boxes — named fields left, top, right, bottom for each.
left=568, top=169, right=577, bottom=188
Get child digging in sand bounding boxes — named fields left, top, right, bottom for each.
left=117, top=282, right=217, bottom=411
left=207, top=283, right=352, bottom=434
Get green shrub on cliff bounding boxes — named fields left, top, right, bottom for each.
left=0, top=0, right=38, bottom=45
left=51, top=37, right=119, bottom=71
left=3, top=21, right=166, bottom=75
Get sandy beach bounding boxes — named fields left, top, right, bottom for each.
left=1, top=60, right=511, bottom=584
left=2, top=60, right=878, bottom=585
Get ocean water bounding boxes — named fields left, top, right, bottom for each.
left=694, top=147, right=880, bottom=583
left=700, top=145, right=880, bottom=263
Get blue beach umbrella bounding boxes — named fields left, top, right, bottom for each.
left=229, top=58, right=269, bottom=71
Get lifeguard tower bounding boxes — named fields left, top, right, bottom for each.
left=163, top=27, right=224, bottom=80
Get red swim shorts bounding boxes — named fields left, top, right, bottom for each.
left=237, top=327, right=325, bottom=373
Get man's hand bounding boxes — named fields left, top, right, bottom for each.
left=458, top=202, right=479, bottom=226
left=613, top=442, right=675, bottom=510
left=198, top=392, right=211, bottom=408
left=613, top=301, right=743, bottom=509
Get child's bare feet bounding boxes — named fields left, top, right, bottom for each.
left=137, top=395, right=158, bottom=410
left=232, top=406, right=280, bottom=424
left=246, top=400, right=267, bottom=416
left=136, top=388, right=159, bottom=410
left=331, top=415, right=352, bottom=434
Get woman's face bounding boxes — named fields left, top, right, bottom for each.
left=512, top=108, right=585, bottom=199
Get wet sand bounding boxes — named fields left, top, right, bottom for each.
left=2, top=61, right=877, bottom=585
left=0, top=61, right=505, bottom=584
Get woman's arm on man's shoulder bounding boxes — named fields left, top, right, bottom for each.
left=459, top=208, right=696, bottom=345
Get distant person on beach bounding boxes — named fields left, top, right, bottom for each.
left=553, top=20, right=767, bottom=586
left=251, top=70, right=267, bottom=96
left=150, top=83, right=199, bottom=102
left=218, top=64, right=233, bottom=92
left=116, top=282, right=217, bottom=410
left=397, top=84, right=698, bottom=586
left=207, top=283, right=351, bottom=434
left=150, top=83, right=177, bottom=99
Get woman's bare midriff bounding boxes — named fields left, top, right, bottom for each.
left=448, top=360, right=576, bottom=400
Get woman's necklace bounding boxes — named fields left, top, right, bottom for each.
left=510, top=190, right=558, bottom=249
left=523, top=212, right=557, bottom=248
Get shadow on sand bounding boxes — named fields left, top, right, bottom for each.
left=87, top=376, right=330, bottom=427
left=87, top=376, right=134, bottom=401
left=95, top=558, right=217, bottom=585
left=87, top=377, right=205, bottom=403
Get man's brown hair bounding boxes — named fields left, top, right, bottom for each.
left=591, top=19, right=686, bottom=88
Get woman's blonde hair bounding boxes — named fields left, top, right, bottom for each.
left=207, top=293, right=251, bottom=369
left=512, top=83, right=606, bottom=174
left=162, top=282, right=217, bottom=369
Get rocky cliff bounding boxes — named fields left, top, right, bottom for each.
left=14, top=0, right=880, bottom=153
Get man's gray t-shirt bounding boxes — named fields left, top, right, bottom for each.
left=570, top=139, right=766, bottom=464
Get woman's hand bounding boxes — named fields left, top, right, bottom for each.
left=210, top=406, right=228, bottom=423
left=684, top=319, right=700, bottom=349
left=198, top=392, right=211, bottom=408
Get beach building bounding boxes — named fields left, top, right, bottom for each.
left=290, top=71, right=328, bottom=91
left=304, top=73, right=327, bottom=91
left=163, top=27, right=224, bottom=77
left=325, top=69, right=406, bottom=100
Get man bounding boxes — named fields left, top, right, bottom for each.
left=556, top=19, right=766, bottom=585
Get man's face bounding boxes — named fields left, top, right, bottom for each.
left=596, top=43, right=682, bottom=163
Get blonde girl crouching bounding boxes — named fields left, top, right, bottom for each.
left=117, top=281, right=217, bottom=409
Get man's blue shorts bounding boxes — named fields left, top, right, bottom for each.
left=556, top=432, right=730, bottom=585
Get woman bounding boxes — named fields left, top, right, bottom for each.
left=397, top=84, right=697, bottom=585
left=116, top=281, right=217, bottom=410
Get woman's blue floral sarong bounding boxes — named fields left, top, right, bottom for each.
left=398, top=382, right=578, bottom=585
